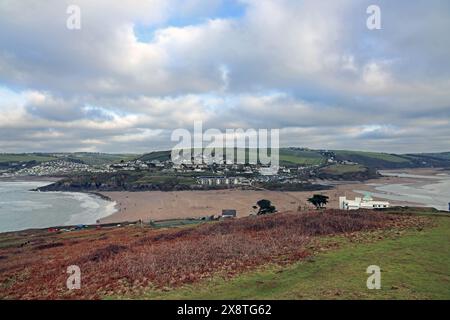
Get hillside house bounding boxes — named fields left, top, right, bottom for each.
left=197, top=176, right=251, bottom=186
left=339, top=194, right=390, bottom=210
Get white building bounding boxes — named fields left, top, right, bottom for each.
left=339, top=194, right=390, bottom=210
left=259, top=167, right=279, bottom=176
left=197, top=176, right=251, bottom=186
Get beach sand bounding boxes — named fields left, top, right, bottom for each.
left=99, top=168, right=447, bottom=224
left=97, top=179, right=404, bottom=223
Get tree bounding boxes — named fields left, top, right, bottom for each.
left=307, top=194, right=329, bottom=209
left=256, top=199, right=277, bottom=215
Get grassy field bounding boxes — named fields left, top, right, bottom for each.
left=0, top=153, right=57, bottom=163
left=140, top=215, right=450, bottom=300
left=333, top=150, right=410, bottom=163
left=66, top=153, right=138, bottom=165
left=0, top=153, right=138, bottom=166
left=137, top=151, right=171, bottom=162
left=279, top=149, right=324, bottom=166
left=139, top=148, right=326, bottom=166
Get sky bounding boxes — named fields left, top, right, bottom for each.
left=0, top=0, right=449, bottom=154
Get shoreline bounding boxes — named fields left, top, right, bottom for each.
left=94, top=183, right=391, bottom=224
left=98, top=168, right=449, bottom=223
left=0, top=179, right=118, bottom=233
left=2, top=168, right=447, bottom=228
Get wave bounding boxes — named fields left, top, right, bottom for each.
left=64, top=192, right=117, bottom=225
left=0, top=180, right=118, bottom=232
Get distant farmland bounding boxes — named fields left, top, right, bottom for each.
left=0, top=153, right=57, bottom=163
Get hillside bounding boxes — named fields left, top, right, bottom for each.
left=2, top=149, right=450, bottom=175
left=333, top=150, right=450, bottom=169
left=36, top=172, right=201, bottom=192
left=0, top=208, right=447, bottom=299
left=60, top=153, right=138, bottom=166
left=0, top=153, right=57, bottom=163
left=0, top=152, right=138, bottom=169
left=279, top=148, right=325, bottom=166
left=137, top=148, right=450, bottom=169
left=136, top=150, right=171, bottom=162
left=137, top=149, right=325, bottom=167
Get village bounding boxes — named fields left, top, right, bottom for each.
left=0, top=149, right=359, bottom=188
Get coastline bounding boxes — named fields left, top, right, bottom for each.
left=98, top=168, right=448, bottom=223
left=93, top=183, right=391, bottom=224
left=0, top=179, right=118, bottom=233
left=3, top=168, right=447, bottom=228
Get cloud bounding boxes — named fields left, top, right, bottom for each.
left=0, top=0, right=449, bottom=153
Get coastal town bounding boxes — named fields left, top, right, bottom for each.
left=2, top=148, right=449, bottom=193
left=0, top=151, right=334, bottom=185
left=0, top=149, right=350, bottom=185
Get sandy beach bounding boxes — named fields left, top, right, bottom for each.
left=98, top=168, right=446, bottom=223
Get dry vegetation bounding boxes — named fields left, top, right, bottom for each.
left=0, top=209, right=428, bottom=299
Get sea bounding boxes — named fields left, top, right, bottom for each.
left=355, top=171, right=450, bottom=211
left=0, top=180, right=117, bottom=233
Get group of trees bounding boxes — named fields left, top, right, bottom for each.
left=253, top=194, right=329, bottom=216
left=253, top=199, right=277, bottom=215
left=307, top=194, right=329, bottom=209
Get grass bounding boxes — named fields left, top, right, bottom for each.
left=149, top=219, right=205, bottom=228
left=1, top=209, right=446, bottom=300
left=280, top=154, right=323, bottom=166
left=334, top=150, right=410, bottom=163
left=67, top=153, right=138, bottom=165
left=279, top=149, right=325, bottom=166
left=139, top=148, right=326, bottom=166
left=137, top=216, right=450, bottom=300
left=136, top=151, right=171, bottom=162
left=1, top=210, right=418, bottom=299
left=0, top=153, right=57, bottom=163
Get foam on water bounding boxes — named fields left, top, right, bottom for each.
left=0, top=180, right=117, bottom=232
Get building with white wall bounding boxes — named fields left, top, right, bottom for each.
left=339, top=194, right=390, bottom=210
left=197, top=176, right=251, bottom=186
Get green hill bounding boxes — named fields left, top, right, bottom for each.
left=332, top=150, right=412, bottom=169
left=137, top=150, right=172, bottom=162
left=0, top=153, right=57, bottom=163
left=63, top=153, right=138, bottom=165
left=279, top=148, right=324, bottom=166
left=138, top=148, right=325, bottom=167
left=331, top=150, right=450, bottom=169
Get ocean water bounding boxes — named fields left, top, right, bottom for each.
left=355, top=171, right=450, bottom=211
left=0, top=180, right=117, bottom=233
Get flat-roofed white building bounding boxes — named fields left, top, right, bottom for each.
left=339, top=194, right=390, bottom=210
left=197, top=176, right=251, bottom=186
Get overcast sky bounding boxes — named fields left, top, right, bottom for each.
left=0, top=0, right=449, bottom=154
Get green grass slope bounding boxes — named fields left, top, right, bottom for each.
left=138, top=216, right=450, bottom=300
left=279, top=148, right=324, bottom=166
left=333, top=150, right=412, bottom=169
left=137, top=151, right=172, bottom=162
left=64, top=153, right=138, bottom=165
left=0, top=153, right=57, bottom=163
